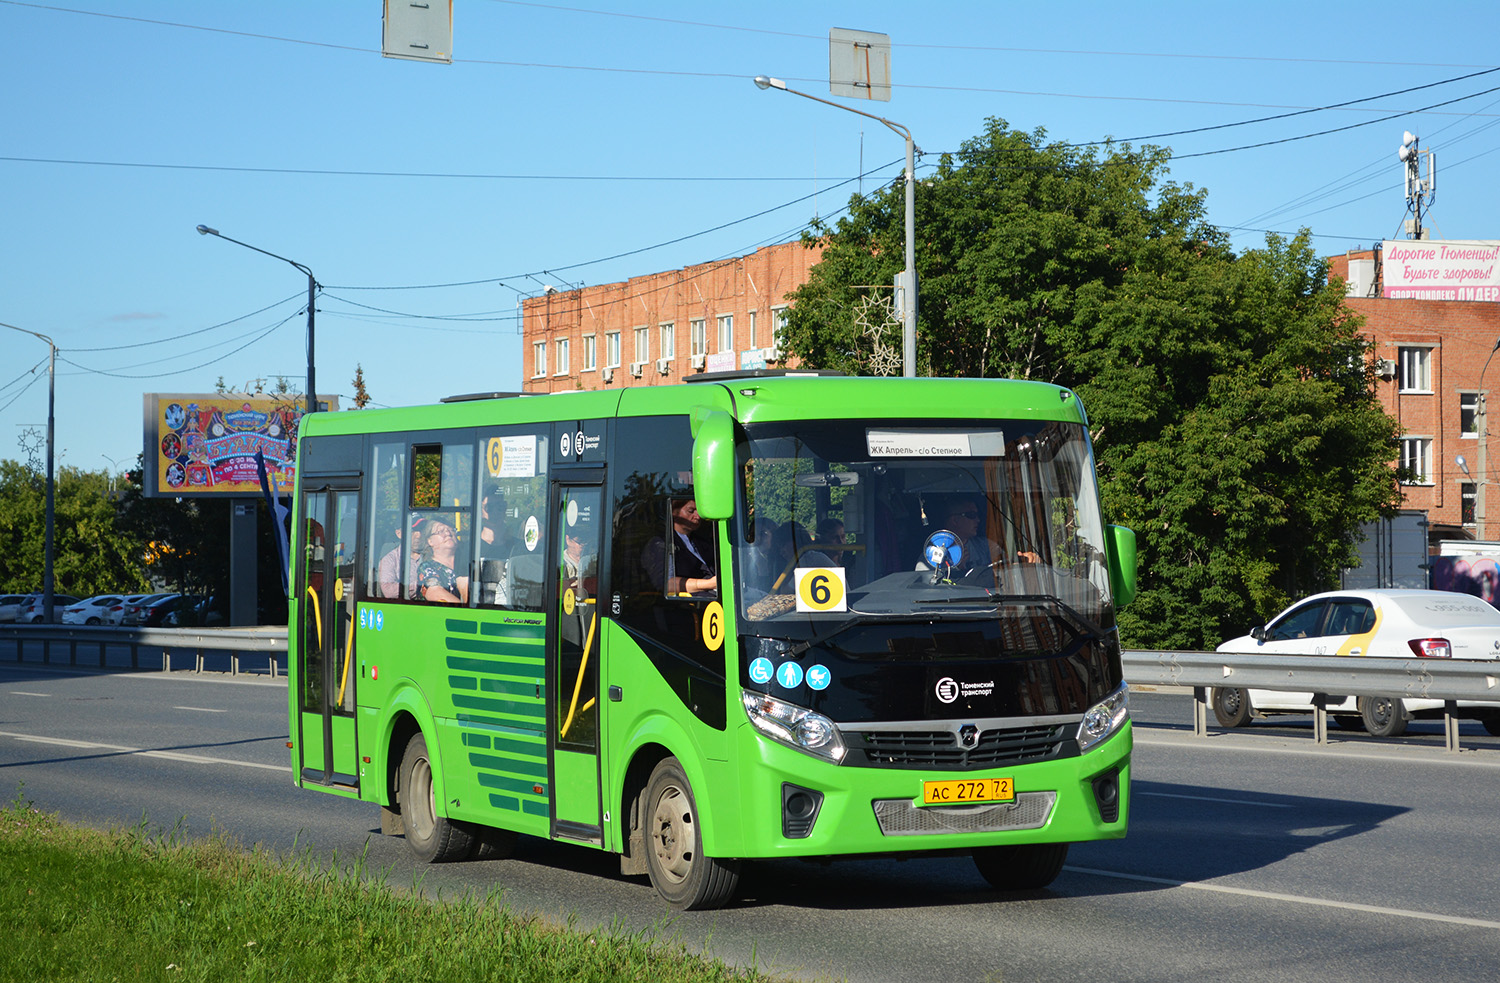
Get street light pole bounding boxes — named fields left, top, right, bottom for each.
left=754, top=75, right=919, bottom=378
left=2, top=322, right=57, bottom=622
left=196, top=225, right=319, bottom=413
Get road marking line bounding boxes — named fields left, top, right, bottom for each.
left=0, top=730, right=291, bottom=773
left=1066, top=866, right=1500, bottom=929
left=1133, top=729, right=1500, bottom=769
left=1136, top=791, right=1294, bottom=809
left=9, top=691, right=51, bottom=697
left=173, top=706, right=227, bottom=713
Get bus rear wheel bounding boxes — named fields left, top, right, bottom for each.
left=973, top=842, right=1069, bottom=891
left=398, top=733, right=474, bottom=863
left=642, top=757, right=740, bottom=910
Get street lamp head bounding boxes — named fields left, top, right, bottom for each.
left=753, top=75, right=786, bottom=91
left=1457, top=455, right=1471, bottom=476
left=196, top=224, right=219, bottom=236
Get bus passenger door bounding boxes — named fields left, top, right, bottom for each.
left=549, top=479, right=604, bottom=843
left=295, top=484, right=361, bottom=790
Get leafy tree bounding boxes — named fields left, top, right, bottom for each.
left=0, top=461, right=148, bottom=596
left=782, top=118, right=1402, bottom=649
left=352, top=364, right=372, bottom=409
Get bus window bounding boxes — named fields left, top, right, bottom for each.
left=474, top=429, right=548, bottom=611
left=367, top=441, right=409, bottom=601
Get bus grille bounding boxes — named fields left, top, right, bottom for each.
left=872, top=792, right=1056, bottom=836
left=847, top=724, right=1069, bottom=770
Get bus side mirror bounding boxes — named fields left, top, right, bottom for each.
left=691, top=408, right=735, bottom=521
left=1105, top=524, right=1137, bottom=609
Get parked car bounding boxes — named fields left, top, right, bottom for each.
left=62, top=594, right=126, bottom=626
left=0, top=594, right=33, bottom=623
left=135, top=594, right=197, bottom=627
left=1214, top=589, right=1500, bottom=737
left=19, top=594, right=80, bottom=623
left=110, top=592, right=174, bottom=626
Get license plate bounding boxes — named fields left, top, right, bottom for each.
left=919, top=777, right=1014, bottom=806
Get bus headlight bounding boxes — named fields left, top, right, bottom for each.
left=742, top=691, right=847, bottom=764
left=1077, top=683, right=1130, bottom=752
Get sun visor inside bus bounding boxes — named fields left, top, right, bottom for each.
left=690, top=408, right=735, bottom=520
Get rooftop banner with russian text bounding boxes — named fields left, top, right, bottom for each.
left=1383, top=240, right=1500, bottom=301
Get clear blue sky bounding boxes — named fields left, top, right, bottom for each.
left=3, top=0, right=1498, bottom=475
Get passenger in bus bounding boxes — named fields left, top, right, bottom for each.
left=377, top=516, right=424, bottom=599
left=813, top=517, right=850, bottom=569
left=479, top=484, right=523, bottom=558
left=767, top=521, right=835, bottom=591
left=416, top=519, right=469, bottom=603
left=642, top=498, right=717, bottom=595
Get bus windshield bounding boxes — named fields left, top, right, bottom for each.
left=735, top=418, right=1114, bottom=630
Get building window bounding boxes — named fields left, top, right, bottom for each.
left=554, top=338, right=569, bottom=376
left=605, top=331, right=621, bottom=369
left=690, top=318, right=707, bottom=357
left=583, top=334, right=597, bottom=371
left=747, top=310, right=758, bottom=349
left=532, top=341, right=546, bottom=378
left=634, top=326, right=650, bottom=365
left=1463, top=482, right=1477, bottom=525
left=771, top=306, right=788, bottom=353
left=660, top=322, right=675, bottom=360
left=1461, top=392, right=1479, bottom=438
left=1400, top=437, right=1432, bottom=485
left=1398, top=346, right=1432, bottom=393
left=717, top=314, right=734, bottom=353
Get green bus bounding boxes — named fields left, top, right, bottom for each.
left=289, top=372, right=1137, bottom=909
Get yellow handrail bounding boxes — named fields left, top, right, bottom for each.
left=335, top=606, right=355, bottom=710
left=559, top=609, right=597, bottom=739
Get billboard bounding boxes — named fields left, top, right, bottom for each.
left=142, top=393, right=337, bottom=498
left=1383, top=240, right=1500, bottom=301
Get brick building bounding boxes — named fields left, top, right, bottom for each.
left=1330, top=247, right=1500, bottom=543
left=520, top=241, right=822, bottom=394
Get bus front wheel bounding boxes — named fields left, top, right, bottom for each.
left=642, top=757, right=740, bottom=910
left=398, top=733, right=474, bottom=863
left=973, top=842, right=1069, bottom=891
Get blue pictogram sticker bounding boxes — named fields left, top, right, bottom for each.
left=749, top=657, right=774, bottom=685
left=776, top=661, right=805, bottom=689
left=374, top=610, right=384, bottom=631
left=359, top=609, right=368, bottom=630
left=806, top=664, right=831, bottom=690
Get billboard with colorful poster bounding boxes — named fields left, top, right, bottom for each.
left=141, top=393, right=338, bottom=498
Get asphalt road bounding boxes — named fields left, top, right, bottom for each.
left=3, top=662, right=1498, bottom=983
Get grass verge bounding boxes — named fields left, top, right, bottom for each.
left=0, top=789, right=780, bottom=983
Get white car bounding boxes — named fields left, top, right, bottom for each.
left=0, top=594, right=33, bottom=623
left=62, top=594, right=125, bottom=626
left=1213, top=589, right=1500, bottom=738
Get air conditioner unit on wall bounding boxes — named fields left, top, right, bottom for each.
left=601, top=367, right=614, bottom=383
left=656, top=358, right=671, bottom=375
left=1375, top=358, right=1397, bottom=380
left=630, top=362, right=644, bottom=378
left=690, top=354, right=706, bottom=370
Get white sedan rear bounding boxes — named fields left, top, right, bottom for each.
left=1213, top=589, right=1500, bottom=737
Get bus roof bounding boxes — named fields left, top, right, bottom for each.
left=299, top=376, right=1087, bottom=438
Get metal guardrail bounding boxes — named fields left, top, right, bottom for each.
left=1122, top=649, right=1500, bottom=752
left=0, top=624, right=287, bottom=676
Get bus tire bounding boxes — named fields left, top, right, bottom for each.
left=973, top=842, right=1069, bottom=891
left=1211, top=687, right=1253, bottom=728
left=398, top=733, right=473, bottom=863
left=1359, top=696, right=1408, bottom=738
left=642, top=757, right=740, bottom=910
